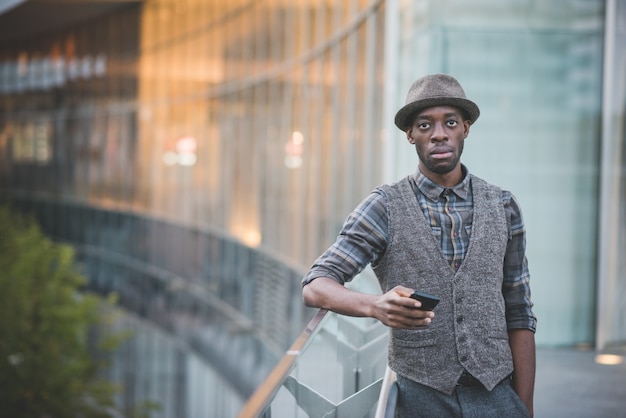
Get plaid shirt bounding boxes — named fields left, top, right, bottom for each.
left=303, top=166, right=536, bottom=332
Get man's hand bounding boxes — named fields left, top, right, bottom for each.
left=371, top=286, right=435, bottom=329
left=303, top=279, right=434, bottom=329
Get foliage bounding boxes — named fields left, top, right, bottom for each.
left=0, top=206, right=137, bottom=417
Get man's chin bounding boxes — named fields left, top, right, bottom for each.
left=429, top=163, right=457, bottom=175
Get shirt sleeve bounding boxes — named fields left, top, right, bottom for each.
left=502, top=191, right=537, bottom=332
left=302, top=190, right=389, bottom=287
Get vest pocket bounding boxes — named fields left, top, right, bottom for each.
left=390, top=329, right=441, bottom=383
left=484, top=330, right=514, bottom=369
left=392, top=329, right=436, bottom=348
left=488, top=330, right=509, bottom=340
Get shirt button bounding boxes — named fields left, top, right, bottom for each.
left=457, top=316, right=464, bottom=324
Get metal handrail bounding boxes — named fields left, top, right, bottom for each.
left=238, top=308, right=329, bottom=418
left=374, top=366, right=397, bottom=418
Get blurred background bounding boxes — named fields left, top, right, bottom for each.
left=0, top=0, right=624, bottom=417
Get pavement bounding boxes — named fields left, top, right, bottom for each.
left=534, top=345, right=626, bottom=417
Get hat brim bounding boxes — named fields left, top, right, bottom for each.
left=394, top=97, right=480, bottom=131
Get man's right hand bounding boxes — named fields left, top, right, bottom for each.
left=303, top=279, right=434, bottom=329
left=371, top=286, right=435, bottom=329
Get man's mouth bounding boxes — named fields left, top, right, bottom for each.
left=430, top=148, right=453, bottom=160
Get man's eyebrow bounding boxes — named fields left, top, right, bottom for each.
left=415, top=111, right=462, bottom=120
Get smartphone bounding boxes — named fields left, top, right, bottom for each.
left=410, top=291, right=440, bottom=311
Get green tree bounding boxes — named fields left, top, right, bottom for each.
left=0, top=206, right=125, bottom=417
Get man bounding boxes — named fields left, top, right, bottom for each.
left=302, top=74, right=536, bottom=417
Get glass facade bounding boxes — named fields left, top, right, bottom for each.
left=103, top=308, right=244, bottom=417
left=0, top=0, right=388, bottom=415
left=1, top=0, right=625, bottom=416
left=0, top=0, right=387, bottom=268
left=132, top=0, right=386, bottom=267
left=387, top=0, right=606, bottom=346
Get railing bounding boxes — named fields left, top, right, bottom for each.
left=239, top=305, right=393, bottom=418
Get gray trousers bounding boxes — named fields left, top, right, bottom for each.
left=395, top=375, right=530, bottom=418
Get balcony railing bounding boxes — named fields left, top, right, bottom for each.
left=240, top=305, right=395, bottom=418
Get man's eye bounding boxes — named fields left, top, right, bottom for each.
left=447, top=120, right=458, bottom=127
left=418, top=123, right=430, bottom=129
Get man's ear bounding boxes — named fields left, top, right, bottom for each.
left=463, top=120, right=471, bottom=138
left=406, top=129, right=415, bottom=144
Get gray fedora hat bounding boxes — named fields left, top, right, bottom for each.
left=394, top=74, right=480, bottom=131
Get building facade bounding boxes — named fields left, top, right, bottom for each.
left=0, top=0, right=624, bottom=416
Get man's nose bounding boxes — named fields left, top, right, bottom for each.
left=431, top=122, right=448, bottom=141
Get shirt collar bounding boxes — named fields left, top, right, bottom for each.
left=413, top=165, right=470, bottom=201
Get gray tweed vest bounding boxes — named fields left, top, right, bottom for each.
left=372, top=175, right=513, bottom=394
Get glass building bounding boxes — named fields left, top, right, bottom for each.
left=0, top=0, right=624, bottom=416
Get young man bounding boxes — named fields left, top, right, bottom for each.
left=302, top=74, right=536, bottom=417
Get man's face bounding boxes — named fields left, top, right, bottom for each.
left=406, top=105, right=471, bottom=182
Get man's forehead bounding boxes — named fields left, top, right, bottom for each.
left=415, top=105, right=464, bottom=119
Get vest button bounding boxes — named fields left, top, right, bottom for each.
left=456, top=316, right=464, bottom=323
left=455, top=297, right=463, bottom=303
left=460, top=356, right=468, bottom=362
left=458, top=336, right=467, bottom=343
